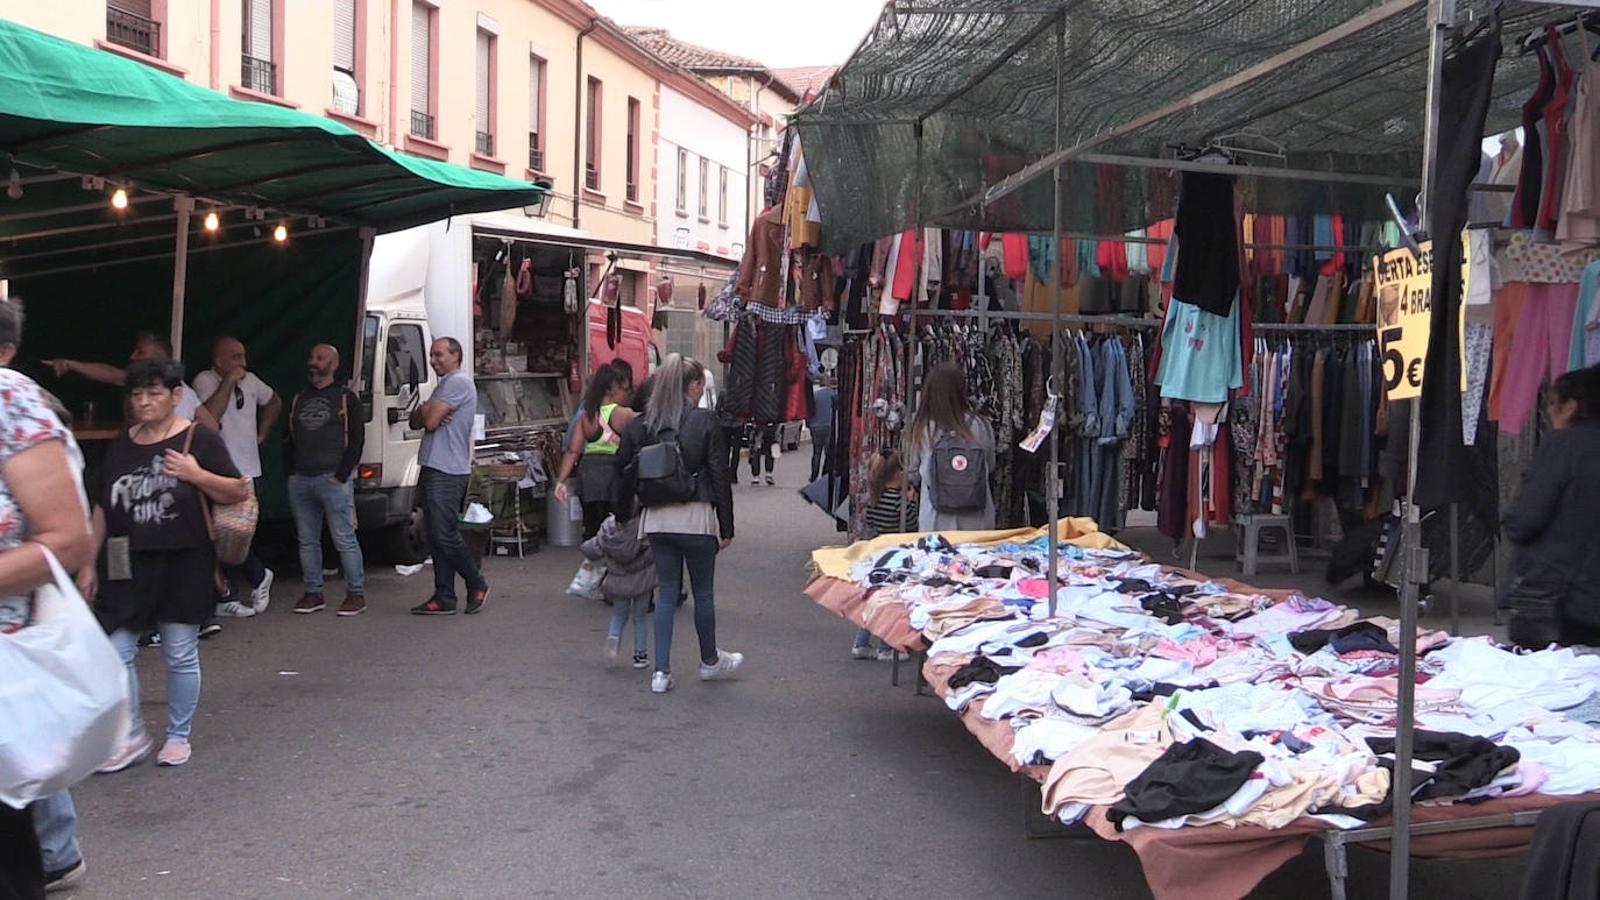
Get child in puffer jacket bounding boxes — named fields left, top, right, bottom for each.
left=582, top=514, right=657, bottom=669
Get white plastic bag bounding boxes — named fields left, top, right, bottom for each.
left=0, top=548, right=129, bottom=807
left=566, top=560, right=606, bottom=601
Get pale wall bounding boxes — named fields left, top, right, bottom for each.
left=656, top=84, right=747, bottom=261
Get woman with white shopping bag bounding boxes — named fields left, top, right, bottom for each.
left=81, top=358, right=248, bottom=774
left=0, top=362, right=104, bottom=900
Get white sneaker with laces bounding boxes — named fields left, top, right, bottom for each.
left=851, top=645, right=874, bottom=660
left=216, top=599, right=256, bottom=618
left=876, top=648, right=896, bottom=662
left=650, top=671, right=674, bottom=693
left=251, top=568, right=275, bottom=613
left=698, top=649, right=745, bottom=681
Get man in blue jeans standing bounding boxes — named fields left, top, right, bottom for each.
left=286, top=344, right=367, bottom=616
left=409, top=337, right=489, bottom=616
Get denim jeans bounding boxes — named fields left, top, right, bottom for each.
left=419, top=467, right=484, bottom=603
left=608, top=593, right=651, bottom=656
left=110, top=622, right=201, bottom=742
left=29, top=791, right=80, bottom=873
left=648, top=533, right=719, bottom=674
left=852, top=627, right=886, bottom=652
left=288, top=474, right=366, bottom=594
left=810, top=428, right=832, bottom=482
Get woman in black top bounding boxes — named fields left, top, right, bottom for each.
left=1504, top=366, right=1600, bottom=645
left=85, top=359, right=248, bottom=770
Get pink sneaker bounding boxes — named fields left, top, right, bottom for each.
left=96, top=733, right=152, bottom=774
left=156, top=740, right=191, bottom=767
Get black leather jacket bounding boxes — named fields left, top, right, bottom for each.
left=1504, top=421, right=1600, bottom=626
left=614, top=407, right=734, bottom=540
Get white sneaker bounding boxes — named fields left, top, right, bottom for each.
left=876, top=648, right=896, bottom=662
left=698, top=649, right=745, bottom=681
left=250, top=568, right=274, bottom=613
left=851, top=645, right=875, bottom=660
left=216, top=599, right=256, bottom=618
left=96, top=733, right=152, bottom=774
left=604, top=635, right=620, bottom=667
left=650, top=671, right=674, bottom=693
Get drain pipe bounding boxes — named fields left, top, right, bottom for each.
left=572, top=18, right=599, bottom=230
left=208, top=0, right=221, bottom=89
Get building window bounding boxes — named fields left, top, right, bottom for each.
left=106, top=0, right=161, bottom=58
left=474, top=28, right=496, bottom=157
left=625, top=98, right=640, bottom=203
left=409, top=1, right=436, bottom=140
left=585, top=77, right=602, bottom=192
left=528, top=55, right=546, bottom=172
left=332, top=0, right=362, bottom=115
left=675, top=148, right=688, bottom=216
left=241, top=0, right=277, bottom=94
left=718, top=166, right=729, bottom=227
left=697, top=157, right=709, bottom=221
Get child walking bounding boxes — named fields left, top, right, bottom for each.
left=853, top=452, right=919, bottom=661
left=582, top=514, right=656, bottom=669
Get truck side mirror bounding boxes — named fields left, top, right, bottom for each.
left=387, top=408, right=404, bottom=426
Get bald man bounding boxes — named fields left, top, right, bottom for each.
left=285, top=343, right=367, bottom=615
left=194, top=336, right=281, bottom=616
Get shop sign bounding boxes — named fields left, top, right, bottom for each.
left=1371, top=236, right=1468, bottom=401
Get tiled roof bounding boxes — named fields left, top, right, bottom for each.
left=771, top=65, right=838, bottom=102
left=623, top=27, right=766, bottom=72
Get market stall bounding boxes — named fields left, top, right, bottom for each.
left=0, top=19, right=548, bottom=516
left=779, top=1, right=1600, bottom=896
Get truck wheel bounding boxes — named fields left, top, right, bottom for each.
left=384, top=507, right=429, bottom=564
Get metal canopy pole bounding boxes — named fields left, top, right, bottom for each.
left=1047, top=12, right=1065, bottom=618
left=1391, top=0, right=1454, bottom=895
left=169, top=196, right=194, bottom=355
left=978, top=0, right=1427, bottom=208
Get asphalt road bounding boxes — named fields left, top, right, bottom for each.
left=61, top=450, right=1526, bottom=899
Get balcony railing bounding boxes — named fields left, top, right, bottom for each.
left=106, top=7, right=160, bottom=57
left=475, top=131, right=495, bottom=157
left=410, top=110, right=435, bottom=141
left=626, top=182, right=638, bottom=203
left=241, top=54, right=276, bottom=94
left=584, top=164, right=599, bottom=192
left=528, top=135, right=544, bottom=172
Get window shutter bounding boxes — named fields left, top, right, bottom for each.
left=410, top=2, right=430, bottom=114
left=528, top=58, right=542, bottom=136
left=475, top=31, right=491, bottom=131
left=110, top=0, right=153, bottom=17
left=333, top=0, right=356, bottom=72
left=246, top=0, right=272, bottom=61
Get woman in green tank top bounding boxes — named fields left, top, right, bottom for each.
left=555, top=366, right=639, bottom=539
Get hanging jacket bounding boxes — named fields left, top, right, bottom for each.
left=718, top=321, right=757, bottom=422
left=735, top=207, right=785, bottom=303
left=751, top=320, right=789, bottom=424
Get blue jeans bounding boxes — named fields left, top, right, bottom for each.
left=649, top=533, right=719, bottom=675
left=608, top=593, right=651, bottom=656
left=109, top=623, right=201, bottom=742
left=419, top=467, right=485, bottom=603
left=29, top=791, right=79, bottom=873
left=853, top=627, right=886, bottom=651
left=288, top=474, right=366, bottom=594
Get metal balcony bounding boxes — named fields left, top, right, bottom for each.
left=241, top=54, right=276, bottom=94
left=475, top=131, right=494, bottom=157
left=410, top=110, right=436, bottom=141
left=106, top=7, right=160, bottom=57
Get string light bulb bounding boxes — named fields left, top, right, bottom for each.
left=203, top=211, right=220, bottom=232
left=272, top=222, right=288, bottom=243
left=5, top=169, right=21, bottom=201
left=110, top=188, right=128, bottom=210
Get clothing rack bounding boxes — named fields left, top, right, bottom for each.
left=891, top=307, right=1161, bottom=328
left=1254, top=322, right=1374, bottom=332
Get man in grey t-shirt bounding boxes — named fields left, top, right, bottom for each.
left=409, top=337, right=488, bottom=616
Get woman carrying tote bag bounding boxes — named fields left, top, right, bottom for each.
left=0, top=364, right=101, bottom=900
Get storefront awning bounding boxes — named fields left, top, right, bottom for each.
left=0, top=18, right=548, bottom=245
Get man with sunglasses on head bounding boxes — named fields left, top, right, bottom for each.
left=46, top=332, right=219, bottom=431
left=193, top=336, right=282, bottom=619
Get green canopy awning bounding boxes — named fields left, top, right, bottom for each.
left=0, top=17, right=547, bottom=237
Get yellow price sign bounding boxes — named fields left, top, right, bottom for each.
left=1371, top=236, right=1469, bottom=401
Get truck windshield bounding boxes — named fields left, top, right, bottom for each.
left=358, top=314, right=378, bottom=422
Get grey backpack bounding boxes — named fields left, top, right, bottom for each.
left=930, top=427, right=988, bottom=513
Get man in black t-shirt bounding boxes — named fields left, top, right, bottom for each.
left=285, top=345, right=366, bottom=616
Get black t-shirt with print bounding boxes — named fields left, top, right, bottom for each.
left=95, top=425, right=240, bottom=551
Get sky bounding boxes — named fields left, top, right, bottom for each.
left=587, top=0, right=880, bottom=68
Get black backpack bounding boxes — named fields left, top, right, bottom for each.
left=930, top=427, right=988, bottom=513
left=633, top=424, right=699, bottom=507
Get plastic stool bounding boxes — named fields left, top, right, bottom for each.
left=1234, top=513, right=1299, bottom=576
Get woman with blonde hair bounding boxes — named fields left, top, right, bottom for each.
left=615, top=354, right=740, bottom=694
